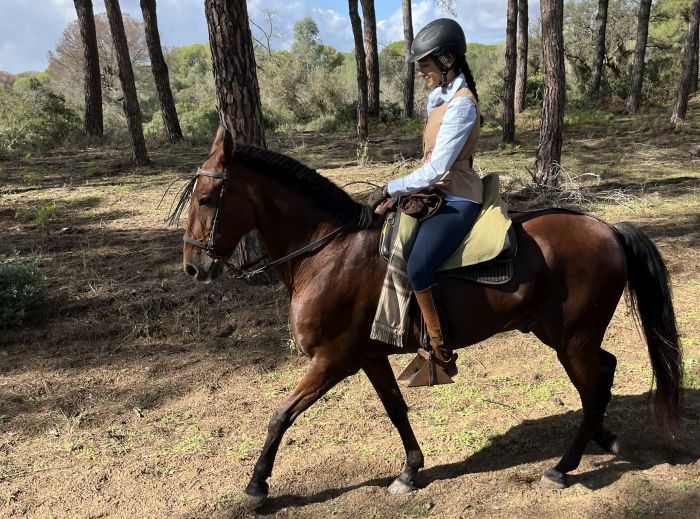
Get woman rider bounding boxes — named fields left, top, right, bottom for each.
left=385, top=18, right=482, bottom=377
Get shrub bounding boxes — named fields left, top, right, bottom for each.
left=0, top=254, right=45, bottom=329
left=0, top=78, right=81, bottom=157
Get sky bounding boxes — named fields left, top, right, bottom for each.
left=0, top=0, right=541, bottom=74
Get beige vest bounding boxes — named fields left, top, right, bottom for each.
left=422, top=87, right=482, bottom=203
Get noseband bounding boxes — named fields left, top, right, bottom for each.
left=183, top=166, right=349, bottom=279
left=182, top=167, right=229, bottom=258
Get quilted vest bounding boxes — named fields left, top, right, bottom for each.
left=422, top=87, right=482, bottom=203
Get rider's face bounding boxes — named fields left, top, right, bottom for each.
left=416, top=58, right=441, bottom=90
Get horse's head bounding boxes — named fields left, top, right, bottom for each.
left=182, top=127, right=256, bottom=282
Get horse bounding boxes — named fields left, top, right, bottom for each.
left=174, top=128, right=682, bottom=510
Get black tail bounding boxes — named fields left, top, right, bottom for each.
left=613, top=223, right=683, bottom=434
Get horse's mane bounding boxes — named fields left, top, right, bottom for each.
left=232, top=145, right=374, bottom=230
left=167, top=145, right=375, bottom=230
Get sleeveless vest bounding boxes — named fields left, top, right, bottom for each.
left=422, top=87, right=482, bottom=203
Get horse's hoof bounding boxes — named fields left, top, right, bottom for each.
left=388, top=478, right=415, bottom=495
left=595, top=431, right=621, bottom=455
left=242, top=492, right=268, bottom=510
left=539, top=468, right=567, bottom=490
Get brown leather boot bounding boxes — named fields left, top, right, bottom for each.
left=414, top=284, right=458, bottom=377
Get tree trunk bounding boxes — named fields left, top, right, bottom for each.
left=360, top=0, right=380, bottom=117
left=204, top=0, right=270, bottom=281
left=104, top=0, right=149, bottom=166
left=73, top=0, right=103, bottom=137
left=691, top=11, right=700, bottom=93
left=589, top=0, right=609, bottom=95
left=515, top=0, right=528, bottom=113
left=349, top=0, right=368, bottom=142
left=535, top=0, right=565, bottom=187
left=503, top=0, right=518, bottom=143
left=402, top=0, right=414, bottom=118
left=671, top=0, right=700, bottom=124
left=626, top=0, right=652, bottom=113
left=140, top=0, right=182, bottom=142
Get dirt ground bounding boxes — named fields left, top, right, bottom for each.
left=1, top=105, right=699, bottom=518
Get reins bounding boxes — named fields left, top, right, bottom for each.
left=182, top=166, right=350, bottom=280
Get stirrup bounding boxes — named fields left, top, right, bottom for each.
left=397, top=349, right=454, bottom=387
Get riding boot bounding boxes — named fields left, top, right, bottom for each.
left=414, top=284, right=458, bottom=377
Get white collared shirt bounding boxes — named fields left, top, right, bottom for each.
left=387, top=73, right=478, bottom=202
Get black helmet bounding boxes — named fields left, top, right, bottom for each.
left=407, top=18, right=466, bottom=63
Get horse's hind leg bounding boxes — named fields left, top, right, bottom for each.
left=540, top=345, right=618, bottom=489
left=243, top=356, right=360, bottom=509
left=363, top=356, right=424, bottom=494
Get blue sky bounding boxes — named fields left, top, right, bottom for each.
left=0, top=0, right=540, bottom=74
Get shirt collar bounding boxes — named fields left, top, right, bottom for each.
left=427, top=73, right=466, bottom=113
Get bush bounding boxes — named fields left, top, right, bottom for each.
left=144, top=100, right=219, bottom=142
left=0, top=78, right=81, bottom=157
left=0, top=255, right=45, bottom=329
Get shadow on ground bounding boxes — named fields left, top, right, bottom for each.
left=247, top=390, right=700, bottom=515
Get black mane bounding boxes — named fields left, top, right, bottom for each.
left=232, top=145, right=374, bottom=230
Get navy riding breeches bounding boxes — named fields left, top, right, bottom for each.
left=407, top=199, right=482, bottom=291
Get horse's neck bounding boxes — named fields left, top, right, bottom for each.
left=254, top=184, right=340, bottom=285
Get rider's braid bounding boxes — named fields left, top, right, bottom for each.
left=456, top=54, right=479, bottom=102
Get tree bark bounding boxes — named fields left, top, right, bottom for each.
left=204, top=0, right=266, bottom=147
left=360, top=0, right=380, bottom=117
left=140, top=0, right=182, bottom=141
left=515, top=0, right=528, bottom=113
left=626, top=0, right=652, bottom=113
left=671, top=0, right=700, bottom=124
left=589, top=0, right=609, bottom=95
left=503, top=0, right=518, bottom=143
left=349, top=0, right=368, bottom=141
left=691, top=11, right=699, bottom=94
left=402, top=0, right=414, bottom=118
left=204, top=0, right=269, bottom=280
left=535, top=0, right=565, bottom=187
left=104, top=0, right=149, bottom=166
left=73, top=0, right=103, bottom=137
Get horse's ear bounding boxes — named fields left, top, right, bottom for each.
left=211, top=126, right=236, bottom=158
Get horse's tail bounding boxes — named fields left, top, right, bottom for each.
left=613, top=222, right=683, bottom=434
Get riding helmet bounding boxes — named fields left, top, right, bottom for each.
left=407, top=18, right=467, bottom=63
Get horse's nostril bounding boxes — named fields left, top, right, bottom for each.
left=184, top=264, right=198, bottom=277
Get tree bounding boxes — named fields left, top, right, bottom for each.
left=349, top=0, right=368, bottom=141
left=691, top=11, right=700, bottom=93
left=73, top=0, right=103, bottom=136
left=140, top=0, right=182, bottom=141
left=671, top=0, right=700, bottom=123
left=48, top=13, right=150, bottom=112
left=402, top=0, right=415, bottom=118
left=589, top=0, right=609, bottom=95
left=204, top=0, right=268, bottom=274
left=535, top=0, right=565, bottom=187
left=360, top=0, right=380, bottom=116
left=626, top=0, right=652, bottom=113
left=515, top=0, right=529, bottom=113
left=503, top=0, right=518, bottom=143
left=104, top=0, right=149, bottom=166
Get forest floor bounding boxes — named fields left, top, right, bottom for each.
left=0, top=102, right=699, bottom=519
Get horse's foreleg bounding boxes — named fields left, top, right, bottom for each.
left=540, top=347, right=618, bottom=489
left=363, top=355, right=424, bottom=494
left=243, top=356, right=359, bottom=509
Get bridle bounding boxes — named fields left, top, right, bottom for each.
left=183, top=166, right=349, bottom=280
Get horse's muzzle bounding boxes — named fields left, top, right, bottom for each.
left=183, top=253, right=223, bottom=282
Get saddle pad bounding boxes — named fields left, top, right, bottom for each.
left=383, top=173, right=512, bottom=269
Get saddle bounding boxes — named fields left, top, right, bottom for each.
left=379, top=173, right=517, bottom=285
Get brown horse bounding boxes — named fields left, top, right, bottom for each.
left=176, top=128, right=682, bottom=509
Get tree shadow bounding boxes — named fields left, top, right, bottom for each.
left=254, top=390, right=699, bottom=515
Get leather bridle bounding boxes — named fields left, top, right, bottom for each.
left=182, top=166, right=349, bottom=280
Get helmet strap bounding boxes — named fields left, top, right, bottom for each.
left=434, top=55, right=453, bottom=93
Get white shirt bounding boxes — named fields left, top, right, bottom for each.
left=387, top=73, right=478, bottom=202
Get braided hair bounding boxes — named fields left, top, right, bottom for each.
left=455, top=54, right=479, bottom=102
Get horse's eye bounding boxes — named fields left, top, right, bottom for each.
left=199, top=196, right=212, bottom=206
